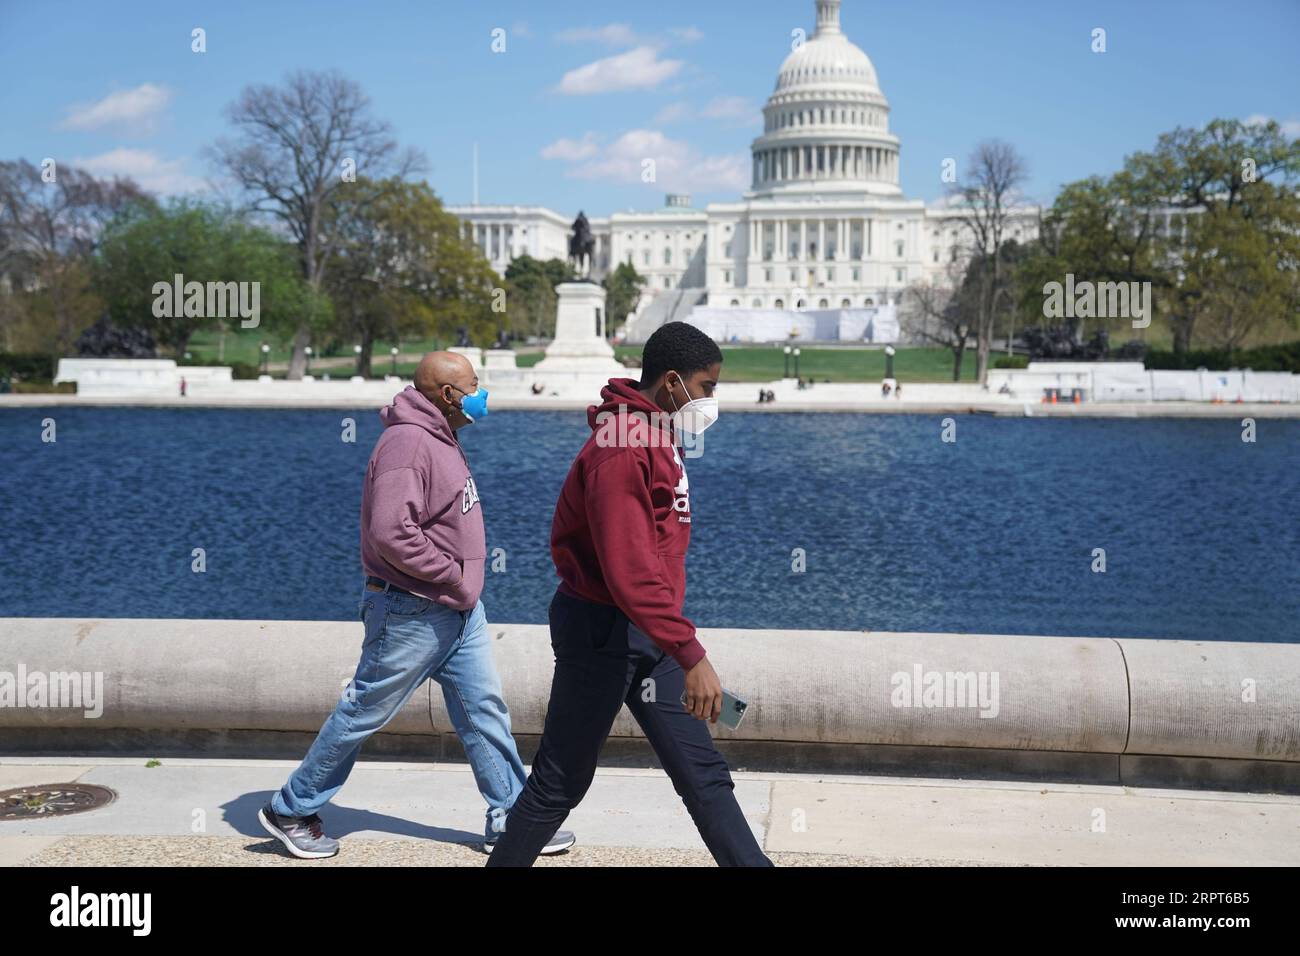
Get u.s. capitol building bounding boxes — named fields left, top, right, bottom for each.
left=451, top=0, right=1038, bottom=344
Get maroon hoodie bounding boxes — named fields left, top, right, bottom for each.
left=550, top=378, right=706, bottom=670
left=360, top=385, right=485, bottom=610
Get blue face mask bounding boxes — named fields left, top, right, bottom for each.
left=449, top=384, right=489, bottom=423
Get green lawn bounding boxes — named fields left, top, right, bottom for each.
left=187, top=327, right=978, bottom=383
left=185, top=329, right=484, bottom=368
left=704, top=345, right=975, bottom=382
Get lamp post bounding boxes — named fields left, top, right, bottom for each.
left=260, top=343, right=269, bottom=375
left=783, top=345, right=792, bottom=378
left=884, top=345, right=895, bottom=381
left=390, top=346, right=399, bottom=377
left=793, top=347, right=801, bottom=379
left=304, top=346, right=312, bottom=375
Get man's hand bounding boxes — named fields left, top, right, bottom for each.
left=683, top=656, right=722, bottom=723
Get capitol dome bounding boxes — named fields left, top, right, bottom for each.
left=774, top=4, right=880, bottom=94
left=751, top=0, right=901, bottom=197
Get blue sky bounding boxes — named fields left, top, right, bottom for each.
left=2, top=0, right=1297, bottom=215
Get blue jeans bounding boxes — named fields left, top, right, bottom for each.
left=272, top=582, right=527, bottom=840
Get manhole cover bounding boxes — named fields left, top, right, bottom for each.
left=0, top=783, right=117, bottom=819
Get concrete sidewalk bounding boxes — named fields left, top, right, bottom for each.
left=2, top=757, right=1298, bottom=866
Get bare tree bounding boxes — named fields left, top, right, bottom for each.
left=0, top=160, right=150, bottom=350
left=948, top=140, right=1028, bottom=383
left=209, top=70, right=424, bottom=378
left=902, top=258, right=977, bottom=381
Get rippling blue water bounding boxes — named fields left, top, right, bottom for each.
left=0, top=406, right=1296, bottom=642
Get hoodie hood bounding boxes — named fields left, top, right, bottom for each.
left=380, top=385, right=456, bottom=447
left=586, top=377, right=666, bottom=431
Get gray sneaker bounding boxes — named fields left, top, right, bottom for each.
left=483, top=828, right=576, bottom=856
left=258, top=803, right=340, bottom=859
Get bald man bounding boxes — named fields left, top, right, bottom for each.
left=259, top=352, right=575, bottom=859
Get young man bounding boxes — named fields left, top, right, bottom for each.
left=258, top=351, right=574, bottom=859
left=486, top=322, right=773, bottom=867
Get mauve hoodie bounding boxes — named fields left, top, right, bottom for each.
left=360, top=385, right=486, bottom=610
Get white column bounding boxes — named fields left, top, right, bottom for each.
left=817, top=220, right=825, bottom=261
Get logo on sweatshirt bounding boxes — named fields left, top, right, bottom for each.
left=462, top=476, right=480, bottom=515
left=671, top=446, right=690, bottom=522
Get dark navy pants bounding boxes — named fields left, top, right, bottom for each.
left=486, top=587, right=772, bottom=867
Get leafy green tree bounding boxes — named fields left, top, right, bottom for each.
left=94, top=199, right=322, bottom=356
left=324, top=179, right=498, bottom=375
left=503, top=255, right=574, bottom=339
left=603, top=261, right=646, bottom=336
left=1034, top=118, right=1300, bottom=354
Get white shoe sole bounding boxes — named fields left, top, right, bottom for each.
left=258, top=807, right=339, bottom=860
left=482, top=833, right=577, bottom=856
left=541, top=833, right=576, bottom=855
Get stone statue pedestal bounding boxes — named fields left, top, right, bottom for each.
left=534, top=282, right=625, bottom=375
left=483, top=349, right=518, bottom=370
left=449, top=346, right=482, bottom=371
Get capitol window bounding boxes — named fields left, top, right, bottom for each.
left=895, top=241, right=904, bottom=257
left=765, top=268, right=773, bottom=282
left=664, top=248, right=672, bottom=264
left=818, top=298, right=828, bottom=308
left=774, top=298, right=784, bottom=308
left=752, top=298, right=762, bottom=307
left=841, top=298, right=851, bottom=307
left=724, top=270, right=732, bottom=283
left=643, top=250, right=650, bottom=265
left=730, top=299, right=739, bottom=307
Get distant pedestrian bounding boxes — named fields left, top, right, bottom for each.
left=179, top=376, right=187, bottom=398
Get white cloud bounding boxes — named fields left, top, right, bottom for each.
left=74, top=148, right=206, bottom=194
left=543, top=128, right=749, bottom=193
left=511, top=21, right=532, bottom=38
left=669, top=26, right=704, bottom=43
left=61, top=84, right=171, bottom=133
left=1244, top=113, right=1300, bottom=138
left=555, top=23, right=639, bottom=46
left=558, top=46, right=684, bottom=94
left=540, top=132, right=600, bottom=161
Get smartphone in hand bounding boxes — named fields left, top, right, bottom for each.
left=681, top=687, right=750, bottom=729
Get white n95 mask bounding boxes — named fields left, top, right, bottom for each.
left=669, top=373, right=719, bottom=436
